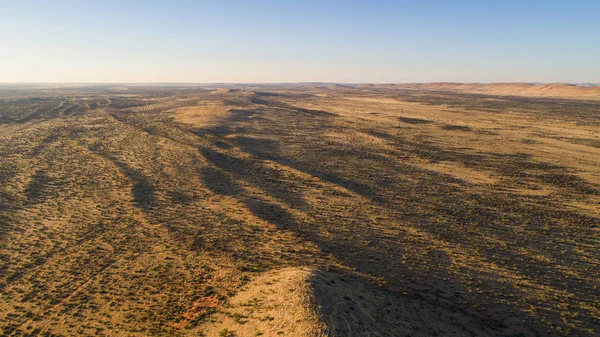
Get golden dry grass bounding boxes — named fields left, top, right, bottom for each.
left=365, top=83, right=600, bottom=100
left=200, top=267, right=326, bottom=337
left=0, top=84, right=598, bottom=336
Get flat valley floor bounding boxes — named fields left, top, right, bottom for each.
left=0, top=85, right=599, bottom=336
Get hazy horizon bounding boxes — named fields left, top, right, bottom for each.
left=0, top=81, right=598, bottom=86
left=2, top=0, right=599, bottom=83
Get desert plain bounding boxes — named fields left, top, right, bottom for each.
left=0, top=83, right=599, bottom=336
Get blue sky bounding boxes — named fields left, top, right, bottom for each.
left=1, top=0, right=599, bottom=83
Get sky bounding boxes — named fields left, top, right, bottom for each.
left=1, top=0, right=599, bottom=83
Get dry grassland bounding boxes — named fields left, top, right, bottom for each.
left=0, top=84, right=598, bottom=336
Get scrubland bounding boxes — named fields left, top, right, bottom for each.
left=0, top=84, right=599, bottom=336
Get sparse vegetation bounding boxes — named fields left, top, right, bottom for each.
left=0, top=84, right=598, bottom=336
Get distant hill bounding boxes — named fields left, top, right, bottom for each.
left=363, top=82, right=600, bottom=99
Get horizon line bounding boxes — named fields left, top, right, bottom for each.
left=0, top=81, right=598, bottom=86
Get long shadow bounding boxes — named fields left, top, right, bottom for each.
left=243, top=121, right=599, bottom=309
left=201, top=166, right=242, bottom=197
left=199, top=147, right=309, bottom=209
left=0, top=99, right=88, bottom=124
left=229, top=136, right=380, bottom=198
left=24, top=170, right=51, bottom=204
left=386, top=134, right=598, bottom=196
left=308, top=267, right=504, bottom=337
left=207, top=141, right=549, bottom=334
left=128, top=168, right=157, bottom=210
left=198, top=141, right=555, bottom=334
left=192, top=95, right=599, bottom=335
left=387, top=89, right=600, bottom=123
left=0, top=190, right=18, bottom=244
left=192, top=109, right=258, bottom=138
left=244, top=199, right=296, bottom=229
left=89, top=146, right=157, bottom=211
left=260, top=99, right=338, bottom=118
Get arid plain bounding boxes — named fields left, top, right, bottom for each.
left=1, top=84, right=599, bottom=336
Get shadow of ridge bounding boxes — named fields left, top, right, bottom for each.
left=294, top=106, right=338, bottom=117
left=308, top=268, right=503, bottom=337
left=244, top=198, right=296, bottom=229
left=390, top=89, right=600, bottom=122
left=24, top=170, right=51, bottom=203
left=89, top=147, right=157, bottom=211
left=252, top=97, right=338, bottom=117
left=214, top=133, right=599, bottom=300
left=399, top=116, right=434, bottom=125
left=201, top=166, right=242, bottom=197
left=117, top=162, right=157, bottom=210
left=213, top=137, right=567, bottom=335
left=227, top=136, right=380, bottom=198
left=199, top=146, right=309, bottom=209
left=190, top=108, right=260, bottom=137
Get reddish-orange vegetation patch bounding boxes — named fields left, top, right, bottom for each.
left=169, top=296, right=220, bottom=329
